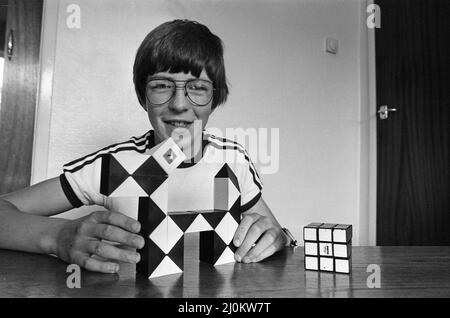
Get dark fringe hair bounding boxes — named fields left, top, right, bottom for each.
left=133, top=20, right=229, bottom=109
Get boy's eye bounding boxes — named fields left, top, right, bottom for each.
left=187, top=81, right=210, bottom=91
left=149, top=80, right=174, bottom=90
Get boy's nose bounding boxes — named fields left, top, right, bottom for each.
left=168, top=87, right=190, bottom=112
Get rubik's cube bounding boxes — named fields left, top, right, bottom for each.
left=303, top=223, right=352, bottom=274
left=99, top=138, right=242, bottom=278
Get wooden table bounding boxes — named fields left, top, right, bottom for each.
left=1, top=235, right=449, bottom=298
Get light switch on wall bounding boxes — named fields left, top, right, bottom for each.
left=325, top=37, right=338, bottom=55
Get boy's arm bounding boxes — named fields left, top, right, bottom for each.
left=0, top=177, right=73, bottom=254
left=1, top=177, right=75, bottom=216
left=0, top=197, right=69, bottom=254
left=0, top=177, right=144, bottom=273
left=232, top=197, right=291, bottom=263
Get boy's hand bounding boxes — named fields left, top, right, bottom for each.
left=54, top=211, right=144, bottom=273
left=233, top=212, right=287, bottom=263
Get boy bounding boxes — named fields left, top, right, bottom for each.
left=0, top=20, right=293, bottom=274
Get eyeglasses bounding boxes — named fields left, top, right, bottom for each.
left=146, top=77, right=215, bottom=106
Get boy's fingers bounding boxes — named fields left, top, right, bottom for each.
left=235, top=218, right=270, bottom=262
left=244, top=229, right=278, bottom=261
left=86, top=240, right=141, bottom=264
left=252, top=240, right=281, bottom=263
left=86, top=223, right=144, bottom=249
left=91, top=211, right=140, bottom=233
left=233, top=213, right=260, bottom=247
left=73, top=253, right=119, bottom=273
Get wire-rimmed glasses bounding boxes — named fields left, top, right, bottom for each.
left=146, top=77, right=215, bottom=106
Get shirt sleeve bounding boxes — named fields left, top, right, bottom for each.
left=236, top=148, right=263, bottom=212
left=60, top=154, right=106, bottom=208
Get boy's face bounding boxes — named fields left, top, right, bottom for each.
left=145, top=70, right=213, bottom=150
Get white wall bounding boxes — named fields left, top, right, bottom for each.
left=33, top=0, right=373, bottom=245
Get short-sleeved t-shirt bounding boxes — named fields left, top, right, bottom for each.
left=60, top=130, right=263, bottom=216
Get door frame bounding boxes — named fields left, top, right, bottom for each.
left=359, top=0, right=377, bottom=246
left=367, top=0, right=377, bottom=247
left=31, top=0, right=59, bottom=185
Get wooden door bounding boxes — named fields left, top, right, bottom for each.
left=376, top=0, right=450, bottom=245
left=0, top=0, right=43, bottom=194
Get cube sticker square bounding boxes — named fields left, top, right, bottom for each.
left=332, top=224, right=352, bottom=243
left=333, top=243, right=351, bottom=258
left=319, top=257, right=334, bottom=272
left=304, top=223, right=322, bottom=241
left=319, top=243, right=333, bottom=256
left=318, top=223, right=336, bottom=242
left=335, top=258, right=351, bottom=274
left=305, top=242, right=318, bottom=256
left=305, top=256, right=319, bottom=271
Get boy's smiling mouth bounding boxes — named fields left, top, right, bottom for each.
left=163, top=119, right=193, bottom=128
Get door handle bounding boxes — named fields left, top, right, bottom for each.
left=7, top=29, right=14, bottom=60
left=377, top=105, right=397, bottom=120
